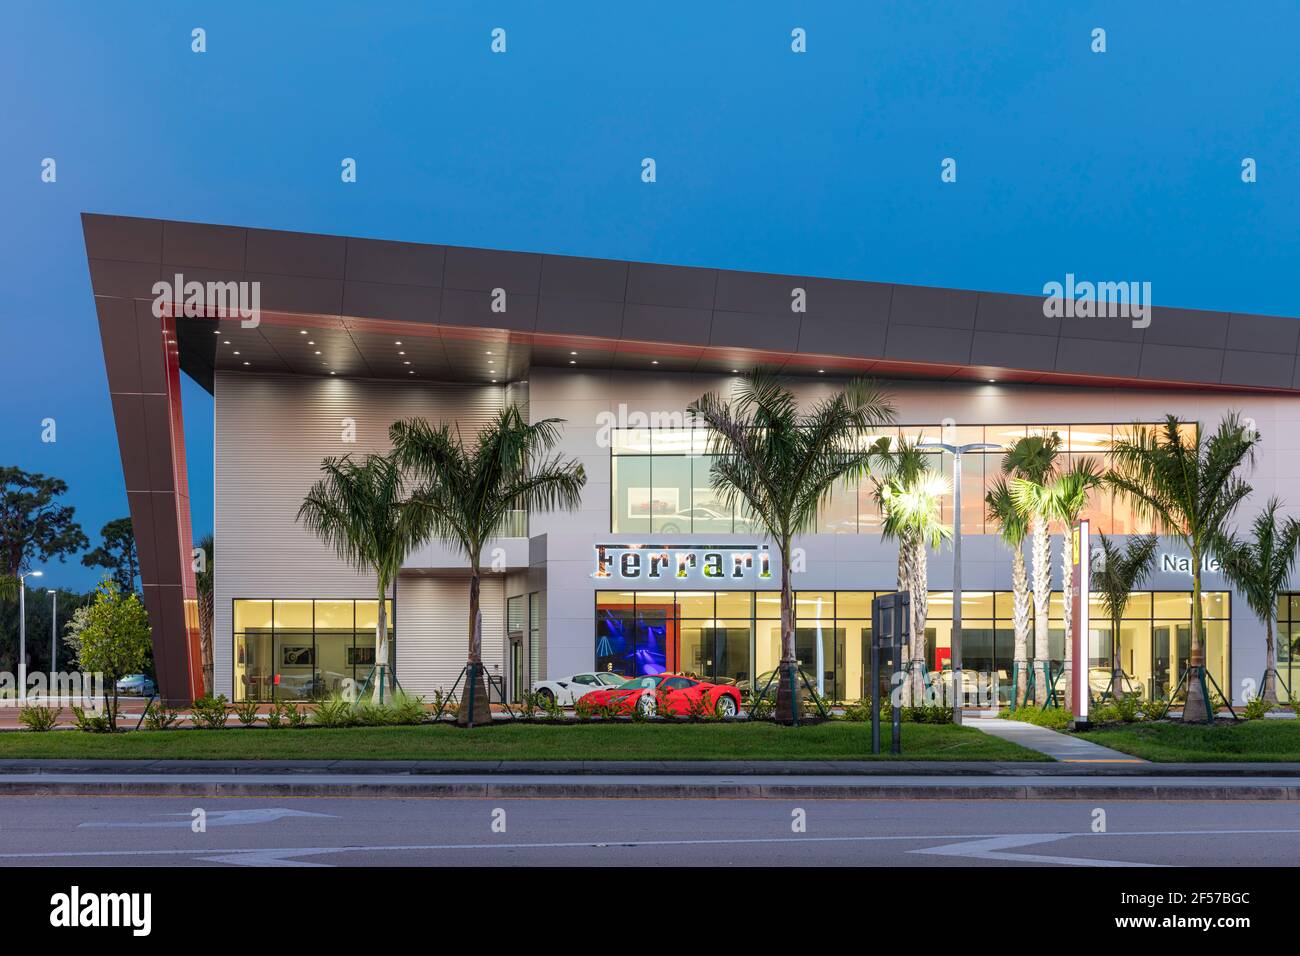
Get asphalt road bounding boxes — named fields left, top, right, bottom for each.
left=0, top=795, right=1298, bottom=866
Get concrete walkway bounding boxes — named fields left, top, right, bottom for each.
left=966, top=717, right=1145, bottom=763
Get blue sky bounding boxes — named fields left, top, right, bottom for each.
left=2, top=1, right=1298, bottom=590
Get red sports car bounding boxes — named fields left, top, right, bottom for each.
left=581, top=673, right=741, bottom=718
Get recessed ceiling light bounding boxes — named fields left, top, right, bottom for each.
left=403, top=361, right=411, bottom=365
left=570, top=351, right=577, bottom=356
left=487, top=360, right=494, bottom=365
left=242, top=361, right=250, bottom=366
left=988, top=379, right=996, bottom=383
left=651, top=360, right=659, bottom=365
left=485, top=351, right=493, bottom=355
left=398, top=351, right=405, bottom=355
left=314, top=351, right=321, bottom=355
left=233, top=351, right=241, bottom=355
left=395, top=341, right=402, bottom=345
left=223, top=340, right=231, bottom=345
left=731, top=369, right=739, bottom=373
left=569, top=360, right=576, bottom=365
left=299, top=330, right=307, bottom=335
left=491, top=378, right=497, bottom=383
left=213, top=330, right=220, bottom=335
left=307, top=340, right=315, bottom=345
left=330, top=371, right=336, bottom=376
left=818, top=369, right=825, bottom=374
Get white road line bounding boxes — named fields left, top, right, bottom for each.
left=79, top=808, right=338, bottom=829
left=1, top=827, right=1299, bottom=865
left=911, top=833, right=1157, bottom=867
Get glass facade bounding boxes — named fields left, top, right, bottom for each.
left=233, top=599, right=395, bottom=701
left=594, top=589, right=1229, bottom=704
left=1274, top=594, right=1300, bottom=702
left=609, top=423, right=1190, bottom=536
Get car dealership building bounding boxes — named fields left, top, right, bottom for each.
left=83, top=213, right=1300, bottom=706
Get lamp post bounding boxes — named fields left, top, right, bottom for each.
left=918, top=442, right=998, bottom=725
left=48, top=589, right=58, bottom=681
left=17, top=570, right=43, bottom=701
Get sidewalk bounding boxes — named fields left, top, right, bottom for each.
left=965, top=717, right=1145, bottom=763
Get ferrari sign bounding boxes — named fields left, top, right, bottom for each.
left=592, top=543, right=772, bottom=581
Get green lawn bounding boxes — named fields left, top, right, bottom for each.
left=0, top=721, right=1038, bottom=762
left=1077, top=720, right=1300, bottom=762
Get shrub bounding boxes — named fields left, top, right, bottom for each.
left=904, top=703, right=953, bottom=725
left=142, top=699, right=181, bottom=731
left=70, top=706, right=113, bottom=733
left=190, top=694, right=230, bottom=730
left=747, top=695, right=775, bottom=721
left=1142, top=695, right=1172, bottom=721
left=313, top=695, right=358, bottom=728
left=517, top=690, right=541, bottom=719
left=263, top=701, right=289, bottom=729
left=842, top=699, right=872, bottom=722
left=18, top=705, right=59, bottom=732
left=654, top=690, right=677, bottom=719
left=233, top=699, right=261, bottom=727
left=431, top=689, right=458, bottom=721
left=285, top=702, right=310, bottom=728
left=1243, top=696, right=1275, bottom=721
left=537, top=693, right=564, bottom=721
left=684, top=690, right=715, bottom=721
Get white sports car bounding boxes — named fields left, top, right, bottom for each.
left=532, top=672, right=627, bottom=706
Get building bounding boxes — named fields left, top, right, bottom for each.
left=82, top=213, right=1300, bottom=706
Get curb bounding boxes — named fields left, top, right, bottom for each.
left=2, top=778, right=1298, bottom=800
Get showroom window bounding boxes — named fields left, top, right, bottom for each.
left=595, top=587, right=1227, bottom=704
left=233, top=599, right=395, bottom=702
left=609, top=422, right=1178, bottom=535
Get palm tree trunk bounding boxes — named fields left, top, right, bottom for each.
left=1012, top=549, right=1030, bottom=705
left=1182, top=557, right=1211, bottom=722
left=1110, top=611, right=1124, bottom=699
left=895, top=538, right=914, bottom=706
left=459, top=566, right=493, bottom=726
left=1031, top=515, right=1051, bottom=704
left=198, top=589, right=214, bottom=697
left=1060, top=531, right=1074, bottom=708
left=374, top=579, right=390, bottom=701
left=774, top=540, right=802, bottom=723
left=1263, top=616, right=1278, bottom=704
left=912, top=539, right=929, bottom=706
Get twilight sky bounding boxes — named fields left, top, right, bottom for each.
left=2, top=1, right=1298, bottom=590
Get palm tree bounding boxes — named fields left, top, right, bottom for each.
left=1005, top=432, right=1061, bottom=704
left=297, top=453, right=429, bottom=702
left=1105, top=414, right=1259, bottom=722
left=1091, top=532, right=1159, bottom=699
left=390, top=406, right=586, bottom=726
left=986, top=478, right=1031, bottom=705
left=875, top=441, right=950, bottom=705
left=1217, top=498, right=1300, bottom=704
left=1049, top=458, right=1102, bottom=695
left=194, top=533, right=214, bottom=696
left=689, top=371, right=895, bottom=722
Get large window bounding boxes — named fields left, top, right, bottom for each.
left=233, top=599, right=394, bottom=702
left=595, top=588, right=1228, bottom=704
left=1274, top=594, right=1300, bottom=702
left=609, top=423, right=1184, bottom=535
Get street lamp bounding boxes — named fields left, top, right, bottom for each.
left=48, top=589, right=58, bottom=681
left=17, top=570, right=43, bottom=701
left=918, top=442, right=998, bottom=725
